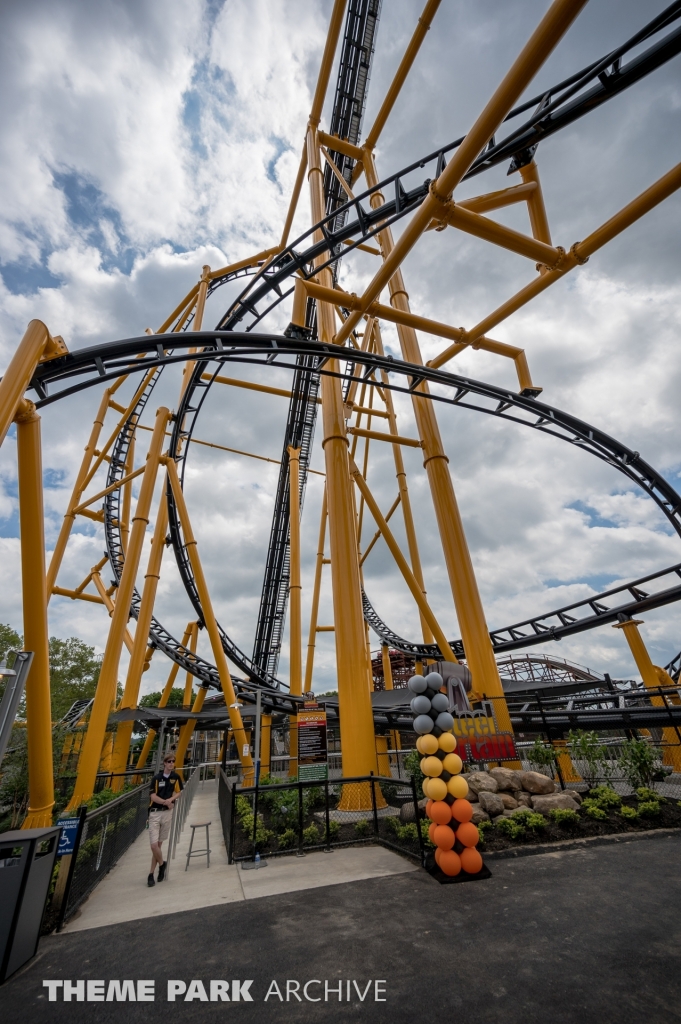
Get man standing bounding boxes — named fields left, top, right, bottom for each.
left=148, top=754, right=183, bottom=886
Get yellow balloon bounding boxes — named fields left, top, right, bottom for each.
left=447, top=775, right=468, bottom=799
left=421, top=755, right=443, bottom=777
left=442, top=752, right=463, bottom=775
left=427, top=777, right=448, bottom=801
left=422, top=777, right=432, bottom=798
left=417, top=734, right=439, bottom=756
left=438, top=732, right=456, bottom=753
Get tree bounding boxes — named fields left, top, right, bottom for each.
left=0, top=624, right=22, bottom=703
left=139, top=687, right=193, bottom=708
left=48, top=637, right=101, bottom=721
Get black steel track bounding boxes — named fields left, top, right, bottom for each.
left=250, top=0, right=382, bottom=681
left=32, top=331, right=681, bottom=685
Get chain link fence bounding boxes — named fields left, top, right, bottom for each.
left=218, top=772, right=425, bottom=865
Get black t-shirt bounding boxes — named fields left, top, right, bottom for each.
left=149, top=770, right=183, bottom=809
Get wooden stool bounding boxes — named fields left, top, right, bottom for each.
left=185, top=821, right=211, bottom=870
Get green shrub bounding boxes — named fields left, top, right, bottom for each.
left=584, top=804, right=607, bottom=820
left=277, top=828, right=297, bottom=849
left=617, top=739, right=662, bottom=791
left=403, top=749, right=424, bottom=797
left=588, top=785, right=621, bottom=808
left=637, top=800, right=661, bottom=818
left=567, top=730, right=611, bottom=787
left=636, top=786, right=664, bottom=803
left=328, top=819, right=340, bottom=839
left=303, top=823, right=320, bottom=845
left=354, top=819, right=371, bottom=836
left=385, top=816, right=400, bottom=835
left=548, top=808, right=580, bottom=826
left=526, top=739, right=558, bottom=772
left=511, top=809, right=547, bottom=831
left=476, top=819, right=494, bottom=845
left=619, top=805, right=638, bottom=820
left=495, top=817, right=526, bottom=840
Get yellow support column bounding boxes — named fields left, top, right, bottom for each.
left=363, top=152, right=516, bottom=746
left=183, top=622, right=199, bottom=707
left=307, top=124, right=378, bottom=806
left=66, top=407, right=170, bottom=809
left=16, top=400, right=54, bottom=828
left=109, top=496, right=172, bottom=785
left=165, top=457, right=255, bottom=785
left=613, top=618, right=681, bottom=771
left=303, top=488, right=328, bottom=691
left=376, top=735, right=390, bottom=777
left=261, top=715, right=272, bottom=776
left=288, top=446, right=302, bottom=776
left=174, top=685, right=207, bottom=776
left=135, top=623, right=194, bottom=771
left=0, top=320, right=65, bottom=447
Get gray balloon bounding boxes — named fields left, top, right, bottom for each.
left=425, top=672, right=443, bottom=689
left=435, top=711, right=454, bottom=732
left=410, top=695, right=431, bottom=715
left=407, top=674, right=427, bottom=694
left=413, top=714, right=434, bottom=735
left=430, top=692, right=450, bottom=713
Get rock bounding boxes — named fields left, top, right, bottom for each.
left=489, top=767, right=524, bottom=792
left=568, top=790, right=583, bottom=804
left=478, top=791, right=505, bottom=817
left=466, top=772, right=499, bottom=794
left=516, top=791, right=532, bottom=807
left=471, top=807, right=490, bottom=825
left=520, top=771, right=556, bottom=795
left=530, top=792, right=581, bottom=814
left=500, top=793, right=518, bottom=810
left=400, top=802, right=417, bottom=823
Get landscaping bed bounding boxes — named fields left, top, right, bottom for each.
left=476, top=787, right=681, bottom=853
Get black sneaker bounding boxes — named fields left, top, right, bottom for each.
left=158, top=861, right=167, bottom=882
left=147, top=873, right=155, bottom=887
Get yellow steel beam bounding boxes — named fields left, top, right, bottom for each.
left=335, top=0, right=588, bottom=347
left=349, top=457, right=457, bottom=663
left=381, top=643, right=394, bottom=691
left=430, top=159, right=681, bottom=368
left=518, top=161, right=552, bottom=244
left=183, top=621, right=199, bottom=708
left=164, top=456, right=255, bottom=784
left=16, top=400, right=54, bottom=828
left=317, top=131, right=364, bottom=164
left=71, top=464, right=145, bottom=515
left=363, top=0, right=442, bottom=152
left=202, top=371, right=322, bottom=403
left=156, top=284, right=200, bottom=335
left=347, top=426, right=421, bottom=448
left=306, top=123, right=379, bottom=804
left=360, top=493, right=401, bottom=566
left=135, top=622, right=194, bottom=771
left=51, top=587, right=105, bottom=606
left=207, top=246, right=282, bottom=281
left=120, top=433, right=135, bottom=555
left=281, top=145, right=308, bottom=249
left=455, top=181, right=538, bottom=217
left=288, top=447, right=303, bottom=697
left=309, top=0, right=347, bottom=126
left=320, top=145, right=355, bottom=201
left=66, top=408, right=170, bottom=808
left=303, top=488, right=328, bottom=693
left=0, top=321, right=66, bottom=448
left=435, top=200, right=562, bottom=265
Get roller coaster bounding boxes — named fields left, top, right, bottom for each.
left=2, top=0, right=681, bottom=824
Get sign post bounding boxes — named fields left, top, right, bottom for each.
left=297, top=699, right=328, bottom=782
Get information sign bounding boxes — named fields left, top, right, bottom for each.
left=297, top=701, right=328, bottom=781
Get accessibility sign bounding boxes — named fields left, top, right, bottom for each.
left=57, top=817, right=81, bottom=857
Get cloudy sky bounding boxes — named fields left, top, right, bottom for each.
left=0, top=0, right=680, bottom=696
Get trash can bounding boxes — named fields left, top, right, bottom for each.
left=0, top=826, right=61, bottom=983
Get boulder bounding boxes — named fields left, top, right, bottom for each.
left=520, top=771, right=555, bottom=795
left=489, top=767, right=524, bottom=792
left=500, top=793, right=518, bottom=810
left=400, top=802, right=417, bottom=823
left=530, top=792, right=581, bottom=814
left=478, top=791, right=505, bottom=817
left=471, top=807, right=490, bottom=825
left=516, top=791, right=532, bottom=807
left=466, top=772, right=499, bottom=794
left=568, top=790, right=583, bottom=804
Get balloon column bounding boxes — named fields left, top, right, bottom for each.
left=410, top=671, right=484, bottom=877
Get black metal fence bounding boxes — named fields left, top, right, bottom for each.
left=218, top=771, right=425, bottom=865
left=57, top=783, right=149, bottom=927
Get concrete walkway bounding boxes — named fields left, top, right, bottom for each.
left=62, top=777, right=417, bottom=932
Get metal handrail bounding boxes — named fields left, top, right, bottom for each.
left=165, top=762, right=217, bottom=878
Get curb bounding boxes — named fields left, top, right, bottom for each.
left=483, top=826, right=681, bottom=861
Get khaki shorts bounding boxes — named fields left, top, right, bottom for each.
left=148, top=810, right=172, bottom=845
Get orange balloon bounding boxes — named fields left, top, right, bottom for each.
left=451, top=798, right=474, bottom=823
left=455, top=821, right=479, bottom=848
left=439, top=850, right=462, bottom=877
left=433, top=825, right=455, bottom=851
left=428, top=822, right=438, bottom=844
left=428, top=800, right=452, bottom=825
left=460, top=847, right=483, bottom=874
left=434, top=847, right=442, bottom=867
left=425, top=799, right=433, bottom=817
